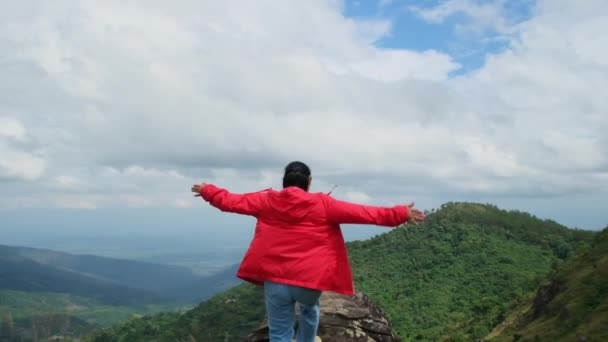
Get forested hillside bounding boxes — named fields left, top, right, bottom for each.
left=487, top=227, right=608, bottom=341
left=91, top=284, right=264, bottom=342
left=90, top=203, right=597, bottom=341
left=347, top=202, right=593, bottom=340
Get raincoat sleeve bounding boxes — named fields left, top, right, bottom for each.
left=325, top=196, right=409, bottom=227
left=200, top=184, right=267, bottom=217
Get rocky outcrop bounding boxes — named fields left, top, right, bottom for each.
left=527, top=278, right=567, bottom=321
left=245, top=291, right=400, bottom=342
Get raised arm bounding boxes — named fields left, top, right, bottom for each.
left=324, top=196, right=410, bottom=226
left=193, top=183, right=267, bottom=217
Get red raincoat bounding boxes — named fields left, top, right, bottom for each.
left=200, top=184, right=409, bottom=295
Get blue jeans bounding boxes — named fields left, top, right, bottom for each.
left=263, top=281, right=322, bottom=342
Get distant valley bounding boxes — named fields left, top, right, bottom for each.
left=0, top=244, right=241, bottom=341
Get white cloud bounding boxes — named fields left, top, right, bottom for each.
left=0, top=0, right=606, bottom=219
left=450, top=0, right=608, bottom=180
left=456, top=137, right=537, bottom=178
left=343, top=191, right=373, bottom=204
left=410, top=0, right=523, bottom=36
left=0, top=117, right=27, bottom=141
left=52, top=175, right=87, bottom=190
left=349, top=49, right=460, bottom=81
left=0, top=148, right=46, bottom=181
left=0, top=117, right=46, bottom=181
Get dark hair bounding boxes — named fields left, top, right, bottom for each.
left=283, top=161, right=311, bottom=191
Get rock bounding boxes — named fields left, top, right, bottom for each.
left=527, top=278, right=567, bottom=321
left=245, top=291, right=400, bottom=342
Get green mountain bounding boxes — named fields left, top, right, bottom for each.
left=347, top=202, right=594, bottom=340
left=487, top=226, right=608, bottom=341
left=89, top=202, right=597, bottom=341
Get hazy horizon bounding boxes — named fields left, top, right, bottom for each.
left=2, top=199, right=604, bottom=269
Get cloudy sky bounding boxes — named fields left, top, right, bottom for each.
left=1, top=0, right=607, bottom=231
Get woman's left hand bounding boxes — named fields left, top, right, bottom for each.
left=406, top=202, right=426, bottom=224
left=191, top=183, right=207, bottom=197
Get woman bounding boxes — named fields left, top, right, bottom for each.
left=191, top=161, right=425, bottom=342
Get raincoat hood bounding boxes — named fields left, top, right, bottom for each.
left=266, top=187, right=317, bottom=223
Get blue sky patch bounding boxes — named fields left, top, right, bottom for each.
left=343, top=0, right=536, bottom=75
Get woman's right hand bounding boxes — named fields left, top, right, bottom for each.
left=406, top=202, right=425, bottom=224
left=191, top=183, right=207, bottom=197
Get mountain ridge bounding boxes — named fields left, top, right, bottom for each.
left=1, top=244, right=199, bottom=296
left=0, top=244, right=242, bottom=303
left=90, top=202, right=599, bottom=341
left=0, top=248, right=163, bottom=306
